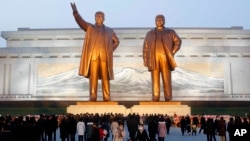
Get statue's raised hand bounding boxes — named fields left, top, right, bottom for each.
left=70, top=2, right=77, bottom=12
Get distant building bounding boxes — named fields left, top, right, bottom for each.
left=0, top=27, right=250, bottom=101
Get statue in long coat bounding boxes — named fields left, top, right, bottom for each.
left=71, top=3, right=119, bottom=101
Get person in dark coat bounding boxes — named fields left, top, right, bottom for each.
left=205, top=118, right=214, bottom=141
left=45, top=115, right=54, bottom=141
left=147, top=117, right=158, bottom=141
left=185, top=115, right=191, bottom=135
left=90, top=122, right=100, bottom=141
left=199, top=114, right=206, bottom=134
left=135, top=124, right=149, bottom=141
left=218, top=117, right=226, bottom=141
left=51, top=115, right=58, bottom=141
left=227, top=117, right=235, bottom=141
left=59, top=116, right=68, bottom=141
left=180, top=116, right=187, bottom=136
left=192, top=115, right=199, bottom=127
left=127, top=115, right=139, bottom=141
left=165, top=116, right=172, bottom=134
left=37, top=114, right=46, bottom=141
left=68, top=116, right=77, bottom=141
left=241, top=117, right=249, bottom=141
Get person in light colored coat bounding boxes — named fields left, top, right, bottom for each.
left=77, top=118, right=85, bottom=141
left=113, top=124, right=126, bottom=141
left=158, top=119, right=167, bottom=141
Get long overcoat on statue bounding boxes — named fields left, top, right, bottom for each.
left=143, top=27, right=181, bottom=71
left=73, top=12, right=119, bottom=80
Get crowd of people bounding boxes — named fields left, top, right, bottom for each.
left=0, top=112, right=249, bottom=141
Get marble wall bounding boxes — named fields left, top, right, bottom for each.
left=0, top=27, right=250, bottom=101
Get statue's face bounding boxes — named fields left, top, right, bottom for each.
left=155, top=17, right=165, bottom=28
left=95, top=13, right=105, bottom=25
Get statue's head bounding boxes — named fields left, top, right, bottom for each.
left=155, top=14, right=165, bottom=29
left=95, top=11, right=105, bottom=25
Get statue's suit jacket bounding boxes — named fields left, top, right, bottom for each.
left=143, top=27, right=181, bottom=71
left=73, top=12, right=119, bottom=80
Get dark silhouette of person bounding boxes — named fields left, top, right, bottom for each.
left=147, top=117, right=158, bottom=141
left=180, top=116, right=186, bottom=136
left=199, top=114, right=206, bottom=134
left=165, top=116, right=172, bottom=134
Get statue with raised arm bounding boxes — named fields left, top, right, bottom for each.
left=70, top=2, right=120, bottom=101
left=143, top=14, right=181, bottom=101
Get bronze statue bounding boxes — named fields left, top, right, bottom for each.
left=143, top=14, right=181, bottom=101
left=70, top=3, right=120, bottom=101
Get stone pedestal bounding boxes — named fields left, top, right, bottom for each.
left=67, top=101, right=129, bottom=115
left=130, top=101, right=191, bottom=116
left=67, top=101, right=191, bottom=116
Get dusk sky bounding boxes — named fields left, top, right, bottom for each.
left=1, top=0, right=250, bottom=47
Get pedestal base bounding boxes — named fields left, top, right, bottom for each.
left=77, top=101, right=118, bottom=105
left=67, top=101, right=191, bottom=116
left=131, top=102, right=190, bottom=116
left=67, top=102, right=129, bottom=115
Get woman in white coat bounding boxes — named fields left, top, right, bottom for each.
left=77, top=118, right=85, bottom=141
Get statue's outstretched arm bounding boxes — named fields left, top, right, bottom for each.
left=70, top=2, right=88, bottom=31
